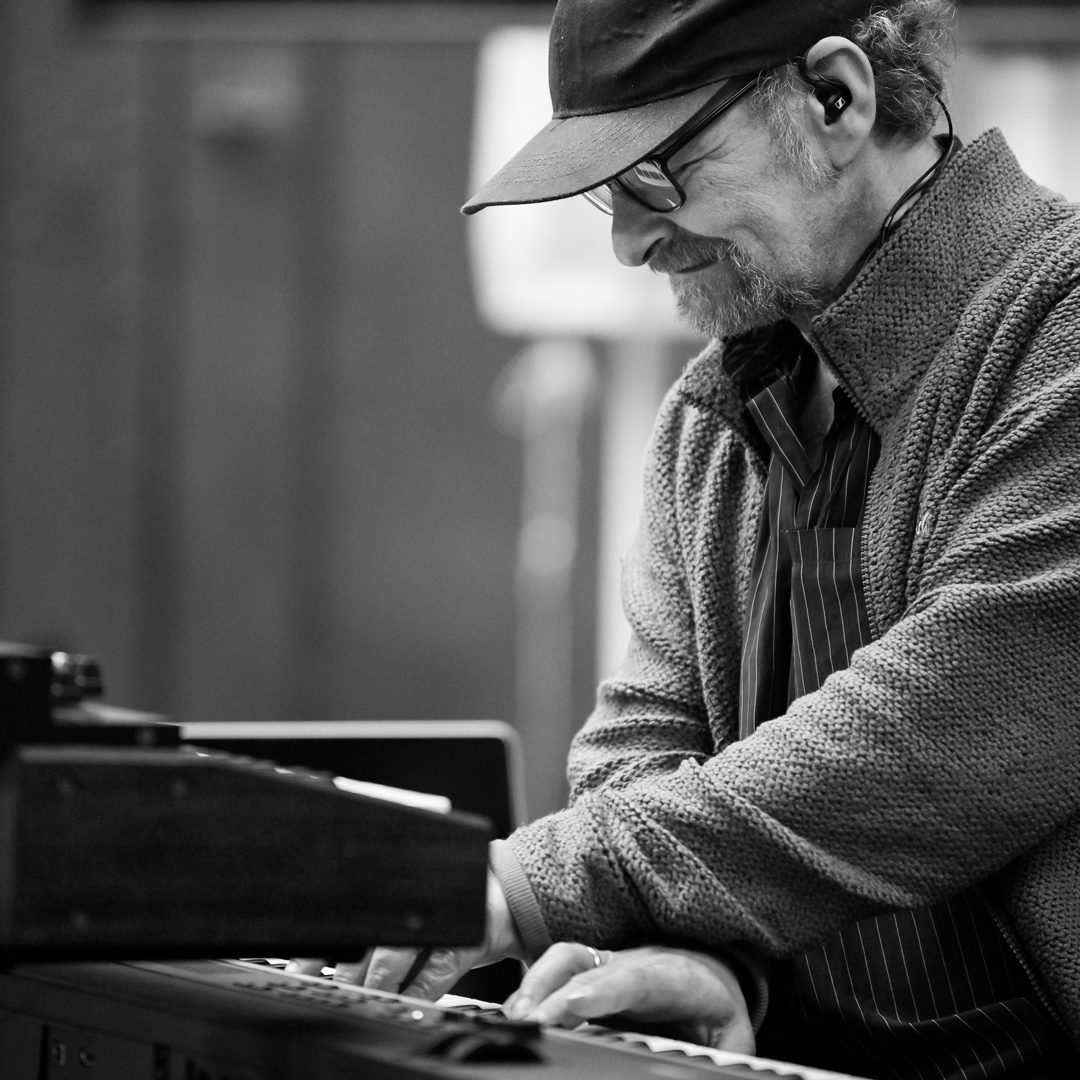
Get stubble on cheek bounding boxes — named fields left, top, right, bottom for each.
left=656, top=231, right=826, bottom=341
left=649, top=233, right=748, bottom=337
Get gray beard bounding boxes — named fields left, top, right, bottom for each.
left=652, top=232, right=827, bottom=339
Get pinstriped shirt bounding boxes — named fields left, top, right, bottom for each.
left=738, top=352, right=876, bottom=739
left=730, top=329, right=1080, bottom=1080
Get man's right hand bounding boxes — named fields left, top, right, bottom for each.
left=329, top=871, right=526, bottom=1000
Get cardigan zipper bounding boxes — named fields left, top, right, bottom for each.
left=975, top=885, right=1069, bottom=1035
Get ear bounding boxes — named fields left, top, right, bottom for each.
left=802, top=36, right=877, bottom=170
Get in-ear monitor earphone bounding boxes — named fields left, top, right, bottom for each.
left=796, top=57, right=852, bottom=126
left=816, top=79, right=851, bottom=124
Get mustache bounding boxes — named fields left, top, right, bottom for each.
left=648, top=232, right=741, bottom=275
left=652, top=226, right=829, bottom=341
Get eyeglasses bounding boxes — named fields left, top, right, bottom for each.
left=582, top=74, right=759, bottom=215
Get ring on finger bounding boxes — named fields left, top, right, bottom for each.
left=584, top=946, right=607, bottom=969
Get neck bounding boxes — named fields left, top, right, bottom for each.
left=818, top=133, right=947, bottom=302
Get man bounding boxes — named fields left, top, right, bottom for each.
left=351, top=1, right=1080, bottom=1075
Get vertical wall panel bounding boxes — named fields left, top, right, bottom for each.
left=283, top=43, right=342, bottom=721
left=175, top=45, right=299, bottom=720
left=327, top=41, right=520, bottom=721
left=132, top=41, right=191, bottom=712
left=0, top=2, right=143, bottom=702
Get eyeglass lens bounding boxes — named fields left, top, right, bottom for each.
left=582, top=185, right=615, bottom=214
left=579, top=73, right=758, bottom=216
left=620, top=162, right=682, bottom=209
left=581, top=161, right=682, bottom=216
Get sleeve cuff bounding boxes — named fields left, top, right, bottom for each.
left=489, top=839, right=554, bottom=960
left=713, top=942, right=770, bottom=1034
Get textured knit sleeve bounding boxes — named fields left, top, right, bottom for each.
left=495, top=371, right=774, bottom=1020
left=501, top=295, right=1080, bottom=964
left=565, top=381, right=745, bottom=804
left=561, top=369, right=764, bottom=803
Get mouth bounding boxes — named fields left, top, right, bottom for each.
left=649, top=233, right=734, bottom=277
left=669, top=254, right=720, bottom=276
left=651, top=245, right=727, bottom=277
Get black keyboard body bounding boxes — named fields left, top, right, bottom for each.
left=0, top=958, right=861, bottom=1080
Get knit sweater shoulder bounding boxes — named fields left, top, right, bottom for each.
left=497, top=129, right=1080, bottom=1045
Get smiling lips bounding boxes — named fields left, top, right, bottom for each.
left=671, top=255, right=720, bottom=275
left=650, top=251, right=723, bottom=275
left=650, top=238, right=732, bottom=276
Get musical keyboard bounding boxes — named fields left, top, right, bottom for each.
left=0, top=958, right=871, bottom=1080
left=0, top=745, right=489, bottom=961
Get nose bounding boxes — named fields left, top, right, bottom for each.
left=610, top=188, right=676, bottom=267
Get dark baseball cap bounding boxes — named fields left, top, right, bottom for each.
left=462, top=0, right=877, bottom=214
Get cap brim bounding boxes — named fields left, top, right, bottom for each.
left=461, top=78, right=734, bottom=215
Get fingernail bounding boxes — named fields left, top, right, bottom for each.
left=526, top=1001, right=571, bottom=1025
left=566, top=989, right=592, bottom=1003
left=504, top=995, right=532, bottom=1020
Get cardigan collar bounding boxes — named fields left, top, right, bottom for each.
left=807, top=128, right=1044, bottom=432
left=679, top=129, right=1058, bottom=435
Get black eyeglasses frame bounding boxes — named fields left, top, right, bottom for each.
left=583, top=72, right=760, bottom=215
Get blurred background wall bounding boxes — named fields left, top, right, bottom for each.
left=0, top=0, right=1078, bottom=821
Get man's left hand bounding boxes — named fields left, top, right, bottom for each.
left=502, top=942, right=756, bottom=1054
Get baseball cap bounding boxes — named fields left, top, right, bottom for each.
left=462, top=0, right=877, bottom=214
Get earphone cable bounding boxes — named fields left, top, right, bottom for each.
left=876, top=96, right=955, bottom=252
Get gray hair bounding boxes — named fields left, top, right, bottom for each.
left=750, top=0, right=956, bottom=153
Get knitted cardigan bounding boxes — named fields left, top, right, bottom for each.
left=494, top=129, right=1080, bottom=1046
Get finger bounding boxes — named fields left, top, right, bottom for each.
left=709, top=1010, right=756, bottom=1056
left=332, top=948, right=375, bottom=985
left=362, top=946, right=421, bottom=992
left=526, top=962, right=649, bottom=1026
left=403, top=946, right=483, bottom=1001
left=528, top=953, right=711, bottom=1027
left=285, top=958, right=326, bottom=976
left=504, top=942, right=601, bottom=1020
left=531, top=950, right=754, bottom=1052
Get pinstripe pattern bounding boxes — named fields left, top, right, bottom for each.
left=739, top=354, right=877, bottom=740
left=738, top=349, right=1079, bottom=1079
